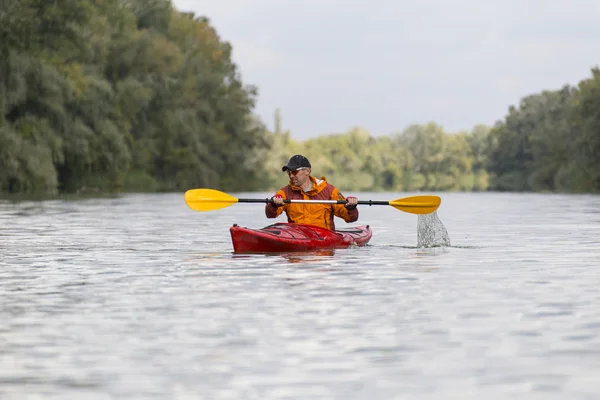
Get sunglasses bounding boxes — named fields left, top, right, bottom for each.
left=287, top=168, right=306, bottom=176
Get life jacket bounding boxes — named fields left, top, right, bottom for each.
left=265, top=176, right=358, bottom=230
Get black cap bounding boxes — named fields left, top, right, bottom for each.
left=282, top=154, right=311, bottom=172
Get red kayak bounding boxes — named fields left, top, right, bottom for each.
left=229, top=222, right=372, bottom=253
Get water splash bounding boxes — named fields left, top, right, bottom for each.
left=417, top=211, right=451, bottom=247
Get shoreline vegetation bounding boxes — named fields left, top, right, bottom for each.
left=1, top=0, right=599, bottom=197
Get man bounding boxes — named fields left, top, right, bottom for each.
left=265, top=154, right=359, bottom=230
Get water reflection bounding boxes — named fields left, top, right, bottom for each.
left=238, top=249, right=337, bottom=264
left=184, top=249, right=337, bottom=265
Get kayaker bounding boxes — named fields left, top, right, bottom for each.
left=265, top=154, right=359, bottom=230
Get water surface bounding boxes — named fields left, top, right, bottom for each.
left=1, top=192, right=599, bottom=399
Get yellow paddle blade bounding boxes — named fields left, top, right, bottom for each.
left=389, top=195, right=441, bottom=214
left=184, top=189, right=239, bottom=212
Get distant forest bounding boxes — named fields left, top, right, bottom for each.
left=1, top=0, right=599, bottom=195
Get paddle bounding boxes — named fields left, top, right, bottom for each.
left=184, top=188, right=441, bottom=215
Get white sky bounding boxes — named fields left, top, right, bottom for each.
left=172, top=0, right=600, bottom=139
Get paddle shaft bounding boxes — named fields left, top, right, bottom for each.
left=184, top=188, right=441, bottom=214
left=239, top=198, right=391, bottom=206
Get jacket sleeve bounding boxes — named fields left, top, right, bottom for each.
left=265, top=189, right=287, bottom=219
left=331, top=188, right=358, bottom=223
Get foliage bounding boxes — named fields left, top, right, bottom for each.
left=264, top=122, right=490, bottom=193
left=0, top=0, right=269, bottom=194
left=486, top=70, right=600, bottom=193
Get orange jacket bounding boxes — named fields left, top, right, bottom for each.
left=265, top=176, right=358, bottom=230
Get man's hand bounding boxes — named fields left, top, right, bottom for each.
left=345, top=196, right=358, bottom=209
left=272, top=194, right=284, bottom=207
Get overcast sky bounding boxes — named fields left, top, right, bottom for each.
left=171, top=0, right=600, bottom=140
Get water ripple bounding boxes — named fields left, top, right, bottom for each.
left=1, top=192, right=599, bottom=399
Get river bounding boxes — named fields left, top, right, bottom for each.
left=1, top=192, right=599, bottom=399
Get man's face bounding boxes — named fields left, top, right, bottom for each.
left=288, top=167, right=310, bottom=187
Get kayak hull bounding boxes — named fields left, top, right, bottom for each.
left=229, top=222, right=372, bottom=253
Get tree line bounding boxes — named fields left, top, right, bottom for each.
left=265, top=67, right=600, bottom=194
left=1, top=0, right=267, bottom=194
left=1, top=1, right=599, bottom=195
